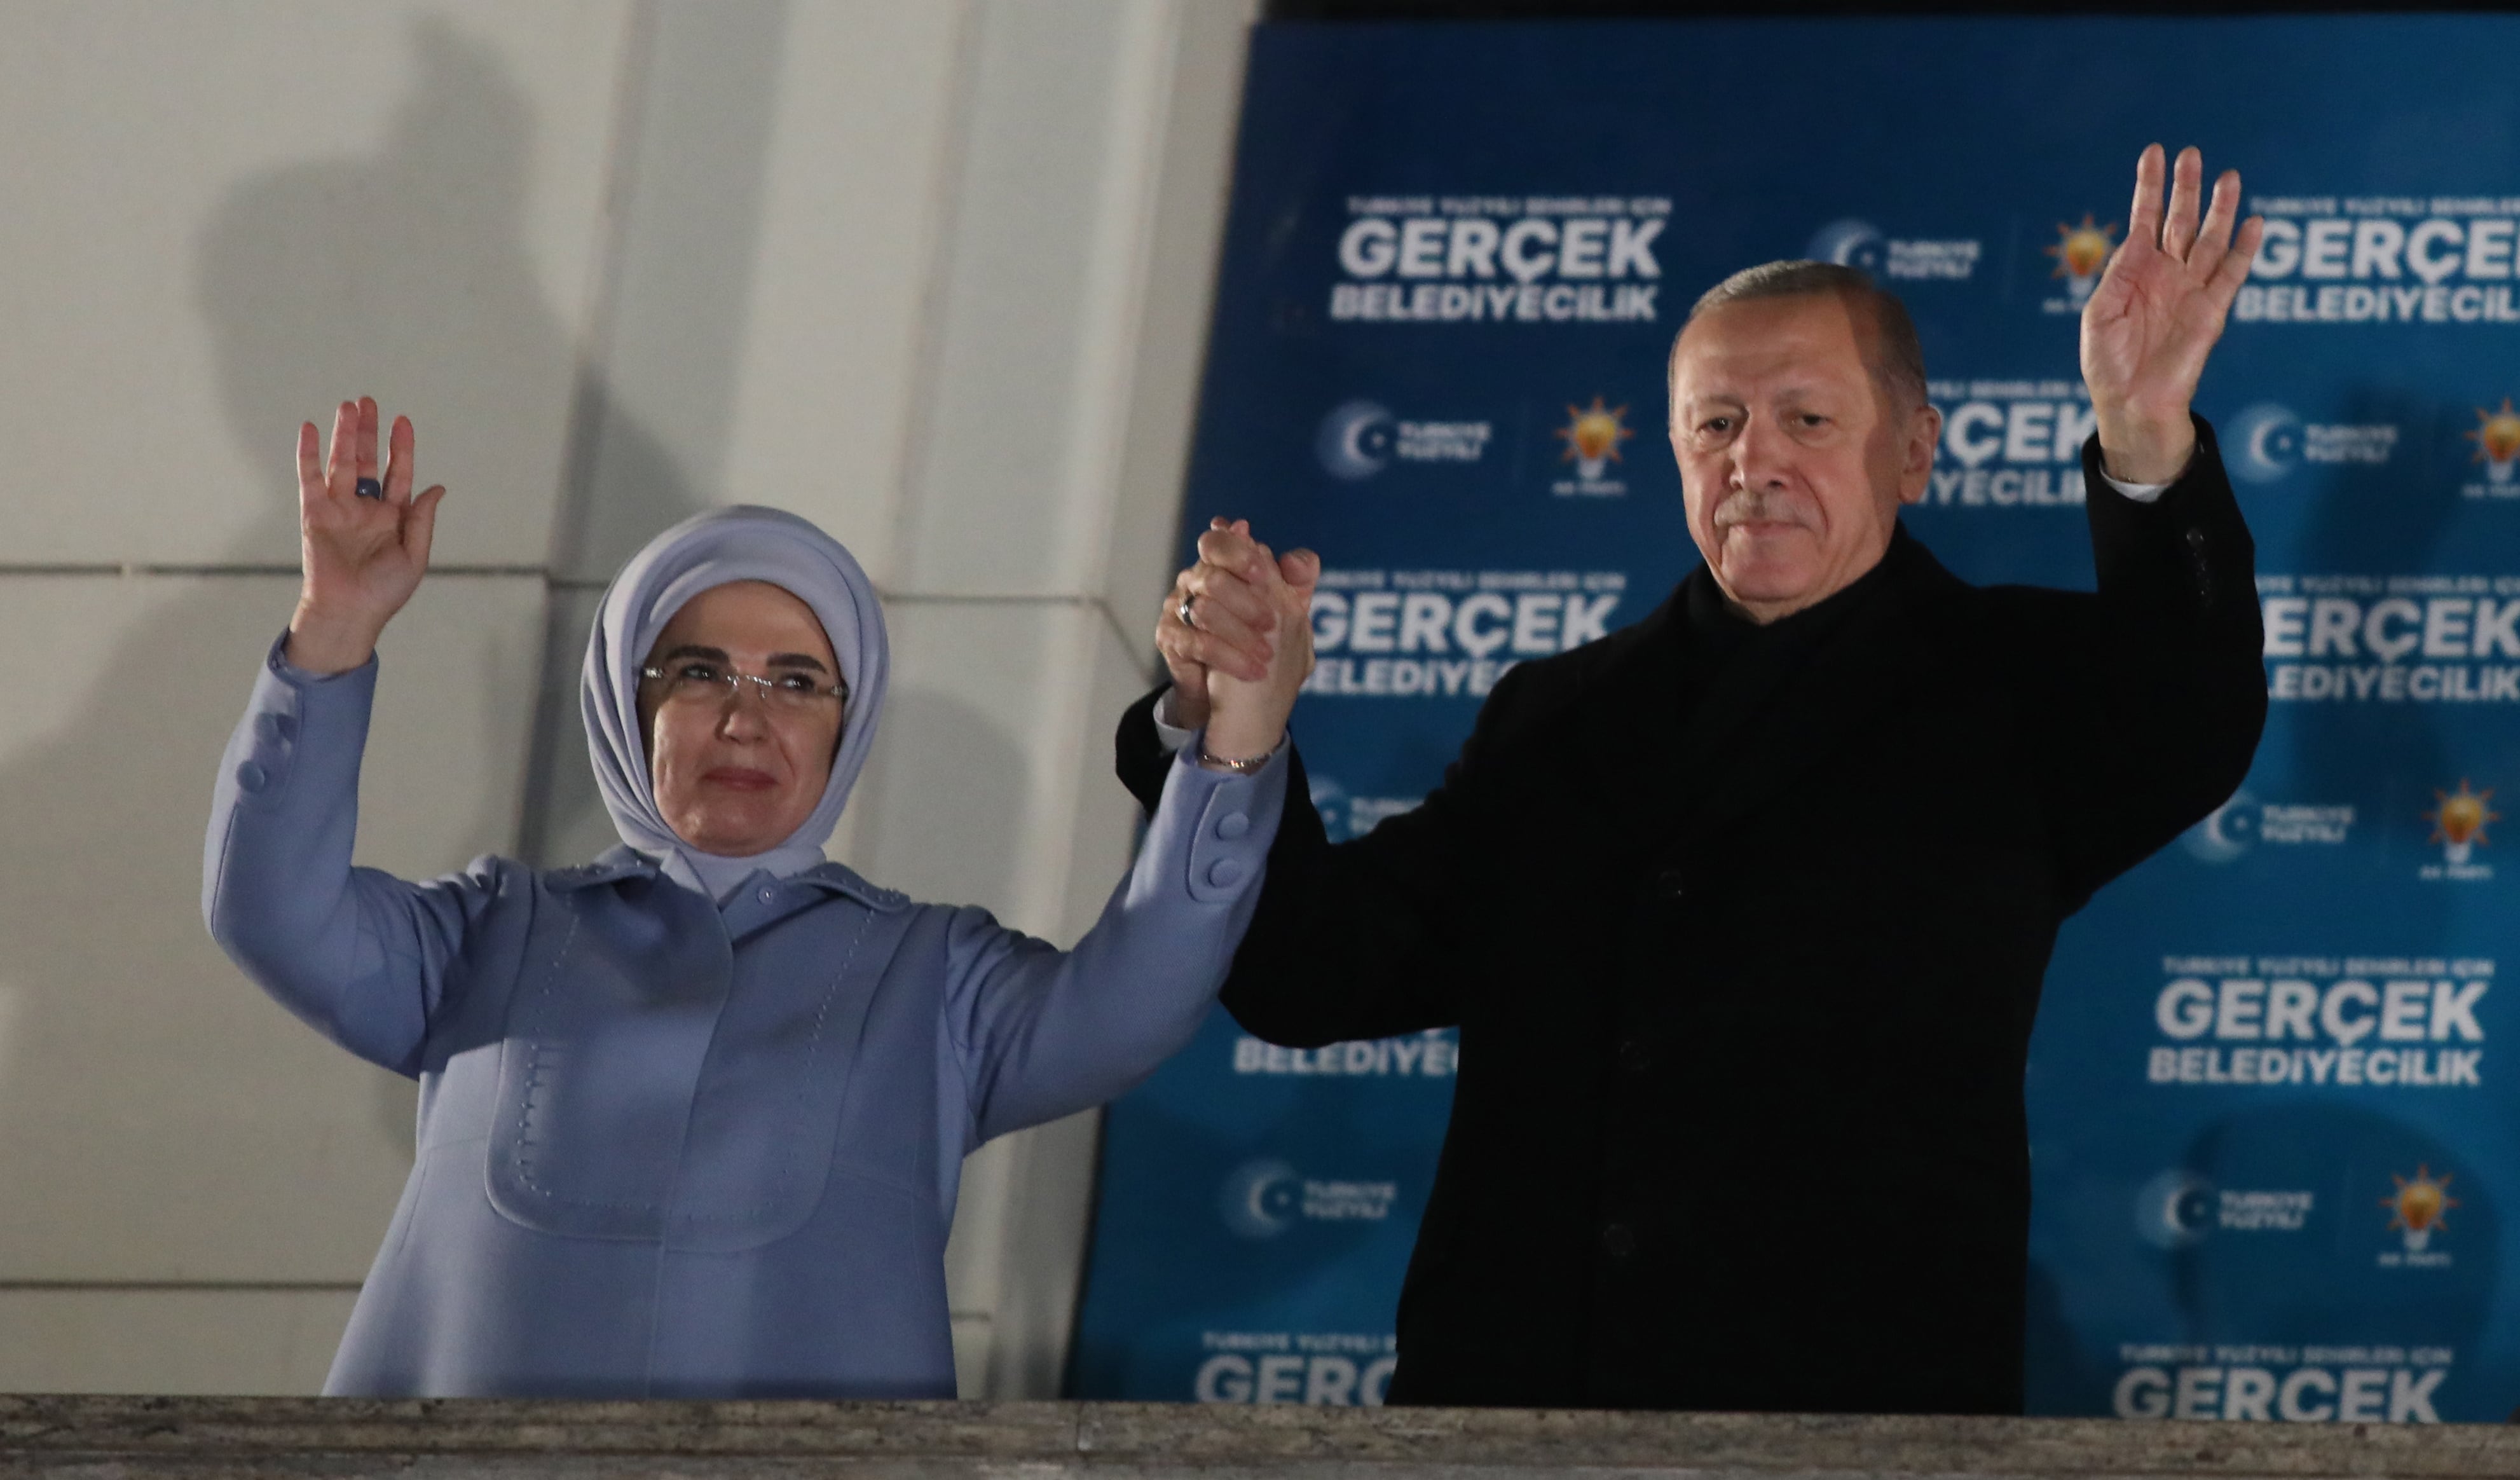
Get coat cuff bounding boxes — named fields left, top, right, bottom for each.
left=223, top=631, right=378, bottom=807
left=1150, top=739, right=1291, bottom=905
left=2083, top=412, right=2219, bottom=512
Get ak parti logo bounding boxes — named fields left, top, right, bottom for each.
left=2381, top=1166, right=2459, bottom=1254
left=1549, top=395, right=1635, bottom=498
left=2427, top=780, right=2498, bottom=867
left=2469, top=398, right=2520, bottom=487
left=1555, top=397, right=1633, bottom=481
left=2044, top=214, right=2121, bottom=310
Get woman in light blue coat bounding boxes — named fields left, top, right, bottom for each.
left=204, top=399, right=1308, bottom=1398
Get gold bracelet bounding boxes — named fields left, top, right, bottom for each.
left=1197, top=736, right=1282, bottom=774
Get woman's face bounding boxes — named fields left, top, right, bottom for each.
left=638, top=580, right=844, bottom=858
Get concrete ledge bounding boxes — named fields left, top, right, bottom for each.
left=3, top=1397, right=2515, bottom=1478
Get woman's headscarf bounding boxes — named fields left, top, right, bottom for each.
left=581, top=505, right=888, bottom=894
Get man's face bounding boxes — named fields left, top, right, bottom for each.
left=1667, top=294, right=1940, bottom=622
left=638, top=580, right=844, bottom=858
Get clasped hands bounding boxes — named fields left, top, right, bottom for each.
left=1157, top=519, right=1320, bottom=771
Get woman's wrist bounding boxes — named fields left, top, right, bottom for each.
left=285, top=603, right=383, bottom=676
left=1195, top=727, right=1284, bottom=774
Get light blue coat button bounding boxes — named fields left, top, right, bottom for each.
left=1215, top=813, right=1250, bottom=840
left=256, top=712, right=295, bottom=744
left=1207, top=858, right=1245, bottom=889
left=235, top=760, right=269, bottom=794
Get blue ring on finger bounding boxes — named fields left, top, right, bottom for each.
left=354, top=477, right=385, bottom=500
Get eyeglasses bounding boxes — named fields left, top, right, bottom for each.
left=638, top=660, right=847, bottom=713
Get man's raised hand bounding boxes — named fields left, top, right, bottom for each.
left=2081, top=144, right=2264, bottom=484
left=286, top=397, right=448, bottom=675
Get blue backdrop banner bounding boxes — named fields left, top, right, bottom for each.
left=1069, top=15, right=2520, bottom=1424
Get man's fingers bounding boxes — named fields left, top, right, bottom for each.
left=2187, top=169, right=2243, bottom=281
left=1196, top=519, right=1286, bottom=586
left=2162, top=146, right=2205, bottom=259
left=1160, top=611, right=1266, bottom=682
left=1179, top=583, right=1275, bottom=655
left=1280, top=548, right=1322, bottom=592
left=1196, top=521, right=1256, bottom=559
left=1184, top=561, right=1279, bottom=629
left=2205, top=216, right=2266, bottom=306
left=2126, top=143, right=2167, bottom=250
left=1163, top=576, right=1272, bottom=674
left=1165, top=655, right=1212, bottom=711
left=1195, top=523, right=1270, bottom=579
left=383, top=415, right=416, bottom=505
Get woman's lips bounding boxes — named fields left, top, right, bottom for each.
left=701, top=767, right=779, bottom=791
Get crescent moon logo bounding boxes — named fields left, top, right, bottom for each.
left=1805, top=218, right=1886, bottom=271
left=2183, top=788, right=2257, bottom=864
left=1219, top=1158, right=1301, bottom=1239
left=1316, top=400, right=1395, bottom=481
left=2227, top=403, right=2302, bottom=486
left=2135, top=1169, right=2216, bottom=1250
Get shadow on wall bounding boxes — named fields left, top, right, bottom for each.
left=0, top=15, right=697, bottom=1271
left=0, top=6, right=1047, bottom=1331
left=188, top=18, right=708, bottom=1147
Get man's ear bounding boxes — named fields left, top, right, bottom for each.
left=1897, top=402, right=1943, bottom=506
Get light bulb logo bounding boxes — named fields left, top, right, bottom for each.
left=1556, top=397, right=1634, bottom=481
left=2427, top=779, right=2498, bottom=865
left=2468, top=398, right=2520, bottom=486
left=2047, top=214, right=2119, bottom=306
left=2381, top=1165, right=2459, bottom=1252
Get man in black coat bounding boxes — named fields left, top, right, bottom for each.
left=1126, top=146, right=2269, bottom=1415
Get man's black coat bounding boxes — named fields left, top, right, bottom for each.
left=1115, top=427, right=2266, bottom=1416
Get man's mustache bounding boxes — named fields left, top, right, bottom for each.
left=1711, top=490, right=1809, bottom=529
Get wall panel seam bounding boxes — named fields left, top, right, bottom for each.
left=885, top=0, right=985, bottom=591
left=0, top=1282, right=364, bottom=1293
left=0, top=565, right=547, bottom=579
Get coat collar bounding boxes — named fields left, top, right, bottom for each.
left=545, top=846, right=911, bottom=914
left=1582, top=525, right=1959, bottom=854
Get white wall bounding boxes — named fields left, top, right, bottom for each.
left=0, top=0, right=1255, bottom=1397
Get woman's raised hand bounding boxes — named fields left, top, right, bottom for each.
left=286, top=397, right=447, bottom=675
